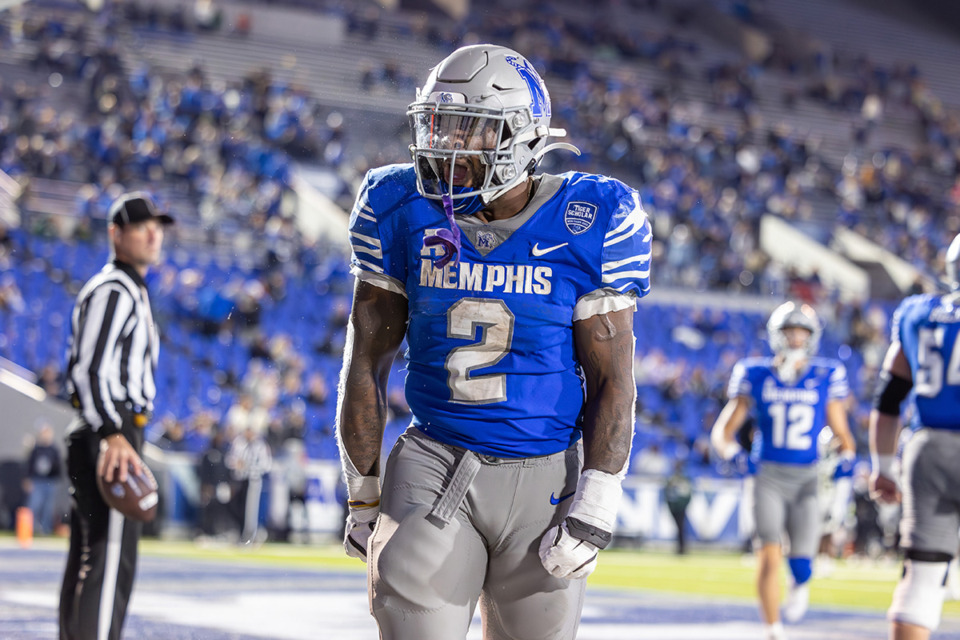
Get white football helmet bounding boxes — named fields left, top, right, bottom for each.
left=407, top=44, right=579, bottom=214
left=767, top=301, right=821, bottom=357
left=946, top=233, right=960, bottom=290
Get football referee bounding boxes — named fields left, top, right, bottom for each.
left=59, top=192, right=173, bottom=640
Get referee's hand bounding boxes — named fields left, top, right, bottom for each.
left=868, top=472, right=901, bottom=504
left=98, top=434, right=143, bottom=483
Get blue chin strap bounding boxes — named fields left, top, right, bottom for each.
left=441, top=184, right=485, bottom=216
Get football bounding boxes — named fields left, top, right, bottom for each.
left=96, top=461, right=159, bottom=523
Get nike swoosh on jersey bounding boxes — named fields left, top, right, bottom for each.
left=550, top=491, right=576, bottom=505
left=531, top=242, right=569, bottom=257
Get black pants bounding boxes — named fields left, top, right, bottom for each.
left=60, top=425, right=142, bottom=640
left=669, top=505, right=688, bottom=555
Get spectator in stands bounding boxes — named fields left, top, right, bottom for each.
left=193, top=0, right=222, bottom=32
left=632, top=442, right=670, bottom=477
left=226, top=425, right=272, bottom=545
left=152, top=415, right=188, bottom=452
left=197, top=429, right=234, bottom=540
left=23, top=421, right=63, bottom=535
left=664, top=459, right=693, bottom=555
left=0, top=273, right=25, bottom=312
left=278, top=437, right=309, bottom=543
left=224, top=391, right=270, bottom=436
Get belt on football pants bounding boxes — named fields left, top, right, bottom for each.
left=430, top=451, right=482, bottom=524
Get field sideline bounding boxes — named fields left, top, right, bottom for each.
left=130, top=536, right=960, bottom=616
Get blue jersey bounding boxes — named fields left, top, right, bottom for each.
left=348, top=165, right=652, bottom=457
left=893, top=293, right=960, bottom=432
left=728, top=356, right=849, bottom=465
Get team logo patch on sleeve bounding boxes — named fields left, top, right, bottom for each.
left=564, top=201, right=598, bottom=235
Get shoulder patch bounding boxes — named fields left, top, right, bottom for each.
left=564, top=201, right=598, bottom=235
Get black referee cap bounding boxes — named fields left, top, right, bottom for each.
left=109, top=192, right=175, bottom=227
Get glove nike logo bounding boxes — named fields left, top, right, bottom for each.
left=531, top=242, right=568, bottom=257
left=550, top=491, right=576, bottom=505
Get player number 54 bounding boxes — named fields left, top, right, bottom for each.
left=915, top=326, right=960, bottom=397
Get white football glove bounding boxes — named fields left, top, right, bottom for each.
left=539, top=469, right=621, bottom=580
left=539, top=519, right=602, bottom=579
left=343, top=475, right=380, bottom=562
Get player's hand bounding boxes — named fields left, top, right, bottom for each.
left=832, top=451, right=855, bottom=480
left=539, top=469, right=620, bottom=580
left=869, top=473, right=901, bottom=504
left=343, top=503, right=379, bottom=561
left=539, top=518, right=602, bottom=580
left=710, top=427, right=741, bottom=461
left=97, top=433, right=142, bottom=483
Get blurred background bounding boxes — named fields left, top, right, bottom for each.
left=1, top=0, right=958, bottom=557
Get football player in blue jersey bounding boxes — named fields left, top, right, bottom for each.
left=869, top=233, right=960, bottom=640
left=335, top=44, right=652, bottom=639
left=711, top=301, right=856, bottom=640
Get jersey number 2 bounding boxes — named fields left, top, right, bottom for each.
left=769, top=403, right=814, bottom=450
left=445, top=298, right=515, bottom=404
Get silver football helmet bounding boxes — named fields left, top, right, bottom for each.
left=767, top=301, right=822, bottom=357
left=767, top=301, right=821, bottom=383
left=946, top=233, right=960, bottom=290
left=407, top=44, right=579, bottom=214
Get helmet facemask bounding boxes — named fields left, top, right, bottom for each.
left=408, top=104, right=521, bottom=215
left=407, top=45, right=579, bottom=215
left=766, top=302, right=821, bottom=384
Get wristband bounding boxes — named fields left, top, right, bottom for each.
left=566, top=468, right=622, bottom=534
left=870, top=454, right=896, bottom=478
left=346, top=474, right=380, bottom=509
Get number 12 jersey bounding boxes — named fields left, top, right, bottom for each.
left=728, top=356, right=850, bottom=464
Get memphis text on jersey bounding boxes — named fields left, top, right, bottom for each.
left=420, top=254, right=553, bottom=295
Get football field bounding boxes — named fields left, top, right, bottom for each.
left=3, top=535, right=959, bottom=639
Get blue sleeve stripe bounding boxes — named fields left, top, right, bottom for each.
left=357, top=206, right=376, bottom=222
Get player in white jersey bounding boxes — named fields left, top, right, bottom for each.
left=335, top=44, right=652, bottom=639
left=711, top=302, right=856, bottom=640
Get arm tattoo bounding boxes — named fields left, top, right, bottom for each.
left=577, top=309, right=635, bottom=473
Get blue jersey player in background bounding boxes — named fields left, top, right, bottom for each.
left=869, top=233, right=960, bottom=640
left=711, top=301, right=856, bottom=640
left=335, top=44, right=652, bottom=640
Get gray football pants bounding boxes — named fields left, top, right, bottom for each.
left=368, top=427, right=586, bottom=640
left=754, top=462, right=820, bottom=558
left=900, top=428, right=960, bottom=556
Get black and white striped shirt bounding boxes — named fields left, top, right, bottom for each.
left=66, top=260, right=159, bottom=436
